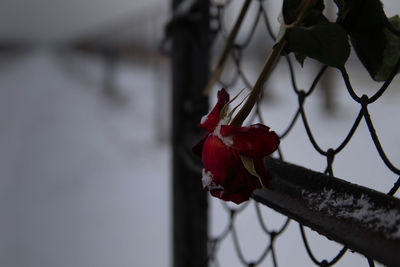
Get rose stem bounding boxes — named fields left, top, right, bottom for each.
left=230, top=39, right=286, bottom=127
left=230, top=0, right=317, bottom=127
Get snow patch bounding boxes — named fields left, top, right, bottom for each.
left=202, top=169, right=224, bottom=191
left=200, top=114, right=208, bottom=124
left=302, top=188, right=400, bottom=239
left=213, top=118, right=233, bottom=147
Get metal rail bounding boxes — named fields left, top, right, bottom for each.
left=253, top=157, right=400, bottom=267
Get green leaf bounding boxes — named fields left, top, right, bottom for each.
left=333, top=0, right=357, bottom=21
left=374, top=15, right=400, bottom=81
left=281, top=0, right=350, bottom=68
left=282, top=0, right=324, bottom=25
left=334, top=0, right=391, bottom=81
left=302, top=9, right=328, bottom=26
left=282, top=0, right=302, bottom=24
left=239, top=155, right=264, bottom=187
left=295, top=53, right=306, bottom=67
left=285, top=22, right=350, bottom=68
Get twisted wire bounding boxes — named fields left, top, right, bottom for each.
left=206, top=0, right=400, bottom=266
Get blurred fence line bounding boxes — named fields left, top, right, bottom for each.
left=62, top=2, right=171, bottom=142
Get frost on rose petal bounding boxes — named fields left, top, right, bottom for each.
left=213, top=119, right=233, bottom=147
left=200, top=114, right=208, bottom=125
left=202, top=169, right=223, bottom=190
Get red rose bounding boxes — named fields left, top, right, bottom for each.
left=193, top=89, right=280, bottom=204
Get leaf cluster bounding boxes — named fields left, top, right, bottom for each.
left=282, top=0, right=400, bottom=81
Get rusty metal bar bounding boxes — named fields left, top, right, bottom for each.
left=253, top=157, right=400, bottom=267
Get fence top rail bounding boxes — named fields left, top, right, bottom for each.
left=253, top=157, right=400, bottom=267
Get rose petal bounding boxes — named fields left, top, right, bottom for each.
left=220, top=123, right=280, bottom=158
left=202, top=135, right=235, bottom=186
left=218, top=173, right=262, bottom=204
left=202, top=136, right=264, bottom=204
left=199, top=88, right=229, bottom=132
left=209, top=161, right=260, bottom=204
left=212, top=187, right=252, bottom=204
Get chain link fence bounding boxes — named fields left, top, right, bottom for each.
left=169, top=0, right=400, bottom=266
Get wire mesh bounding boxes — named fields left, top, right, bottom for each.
left=205, top=0, right=400, bottom=266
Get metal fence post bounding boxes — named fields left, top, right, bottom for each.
left=102, top=47, right=119, bottom=98
left=171, top=1, right=210, bottom=267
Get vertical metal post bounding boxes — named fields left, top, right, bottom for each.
left=171, top=1, right=210, bottom=267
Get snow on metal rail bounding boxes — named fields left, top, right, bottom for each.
left=253, top=157, right=400, bottom=267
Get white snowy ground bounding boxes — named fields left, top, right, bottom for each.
left=0, top=49, right=170, bottom=267
left=0, top=47, right=399, bottom=267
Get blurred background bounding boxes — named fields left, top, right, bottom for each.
left=0, top=0, right=399, bottom=267
left=0, top=0, right=170, bottom=266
